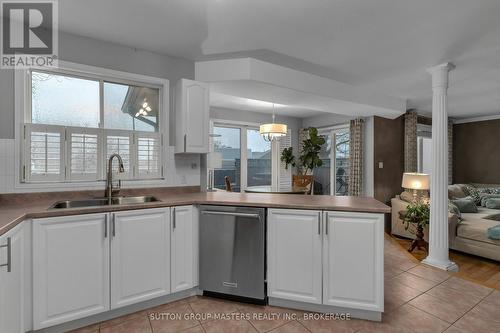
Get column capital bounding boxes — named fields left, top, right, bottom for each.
left=427, top=63, right=455, bottom=89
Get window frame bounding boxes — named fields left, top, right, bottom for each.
left=210, top=119, right=276, bottom=192
left=14, top=61, right=169, bottom=191
left=318, top=124, right=350, bottom=196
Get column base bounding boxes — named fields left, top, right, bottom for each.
left=422, top=257, right=459, bottom=272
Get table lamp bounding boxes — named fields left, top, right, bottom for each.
left=401, top=172, right=430, bottom=202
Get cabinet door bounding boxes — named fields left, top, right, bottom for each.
left=179, top=79, right=209, bottom=153
left=111, top=208, right=170, bottom=309
left=0, top=223, right=25, bottom=333
left=267, top=209, right=323, bottom=304
left=323, top=211, right=384, bottom=311
left=171, top=205, right=195, bottom=292
left=33, top=214, right=110, bottom=329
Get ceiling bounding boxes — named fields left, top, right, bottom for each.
left=59, top=0, right=500, bottom=119
left=210, top=93, right=325, bottom=118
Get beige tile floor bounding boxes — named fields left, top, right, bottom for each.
left=70, top=236, right=500, bottom=333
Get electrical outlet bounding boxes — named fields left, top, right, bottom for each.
left=378, top=162, right=384, bottom=169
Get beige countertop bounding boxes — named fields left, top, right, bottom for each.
left=0, top=189, right=390, bottom=236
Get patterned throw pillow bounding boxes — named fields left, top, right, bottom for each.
left=463, top=185, right=481, bottom=205
left=448, top=200, right=462, bottom=220
left=490, top=188, right=500, bottom=195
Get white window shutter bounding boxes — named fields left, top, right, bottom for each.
left=104, top=130, right=133, bottom=179
left=67, top=127, right=101, bottom=181
left=25, top=124, right=65, bottom=182
left=278, top=129, right=292, bottom=191
left=136, top=132, right=161, bottom=179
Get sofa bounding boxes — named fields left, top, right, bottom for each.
left=391, top=184, right=500, bottom=261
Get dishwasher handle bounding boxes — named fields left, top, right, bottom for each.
left=201, top=210, right=261, bottom=220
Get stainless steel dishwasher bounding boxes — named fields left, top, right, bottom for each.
left=199, top=205, right=266, bottom=302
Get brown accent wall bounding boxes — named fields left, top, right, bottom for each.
left=374, top=116, right=405, bottom=205
left=453, top=119, right=500, bottom=184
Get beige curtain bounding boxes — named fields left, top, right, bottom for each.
left=348, top=118, right=364, bottom=196
left=448, top=120, right=453, bottom=184
left=404, top=110, right=418, bottom=172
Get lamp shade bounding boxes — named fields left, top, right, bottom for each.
left=207, top=152, right=223, bottom=169
left=402, top=173, right=430, bottom=190
left=259, top=123, right=287, bottom=141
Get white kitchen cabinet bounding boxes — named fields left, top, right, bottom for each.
left=171, top=205, right=197, bottom=292
left=175, top=78, right=209, bottom=153
left=323, top=211, right=384, bottom=312
left=0, top=223, right=26, bottom=333
left=267, top=209, right=323, bottom=304
left=111, top=208, right=171, bottom=309
left=33, top=213, right=110, bottom=329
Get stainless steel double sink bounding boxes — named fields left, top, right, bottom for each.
left=50, top=196, right=160, bottom=209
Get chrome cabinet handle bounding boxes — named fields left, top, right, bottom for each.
left=104, top=214, right=108, bottom=238
left=201, top=211, right=260, bottom=219
left=112, top=214, right=116, bottom=237
left=184, top=134, right=187, bottom=152
left=173, top=207, right=176, bottom=230
left=325, top=212, right=329, bottom=235
left=317, top=212, right=321, bottom=235
left=0, top=237, right=11, bottom=273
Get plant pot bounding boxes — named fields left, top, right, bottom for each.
left=292, top=175, right=314, bottom=195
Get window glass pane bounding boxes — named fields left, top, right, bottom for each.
left=31, top=71, right=99, bottom=127
left=29, top=129, right=61, bottom=177
left=212, top=126, right=241, bottom=192
left=103, top=82, right=159, bottom=132
left=316, top=134, right=331, bottom=195
left=334, top=131, right=350, bottom=196
left=106, top=135, right=131, bottom=173
left=247, top=128, right=271, bottom=188
left=70, top=133, right=98, bottom=176
left=137, top=135, right=160, bottom=177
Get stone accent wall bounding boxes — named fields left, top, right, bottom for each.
left=404, top=110, right=418, bottom=172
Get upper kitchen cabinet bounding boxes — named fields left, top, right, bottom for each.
left=175, top=79, right=210, bottom=153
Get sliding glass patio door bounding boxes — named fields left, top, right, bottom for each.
left=315, top=127, right=350, bottom=196
left=211, top=124, right=272, bottom=192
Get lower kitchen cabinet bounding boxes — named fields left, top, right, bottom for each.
left=267, top=209, right=323, bottom=304
left=171, top=205, right=197, bottom=292
left=0, top=223, right=26, bottom=333
left=111, top=208, right=171, bottom=309
left=33, top=213, right=110, bottom=329
left=323, top=211, right=384, bottom=311
left=267, top=209, right=384, bottom=313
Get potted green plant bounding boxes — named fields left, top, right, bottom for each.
left=280, top=127, right=326, bottom=193
left=401, top=200, right=430, bottom=252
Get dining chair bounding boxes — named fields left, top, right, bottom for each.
left=224, top=176, right=233, bottom=192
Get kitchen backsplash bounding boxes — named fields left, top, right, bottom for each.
left=0, top=139, right=200, bottom=193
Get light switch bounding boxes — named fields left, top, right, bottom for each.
left=378, top=162, right=384, bottom=169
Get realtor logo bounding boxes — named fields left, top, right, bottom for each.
left=1, top=0, right=58, bottom=68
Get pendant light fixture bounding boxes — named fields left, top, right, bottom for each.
left=259, top=103, right=287, bottom=142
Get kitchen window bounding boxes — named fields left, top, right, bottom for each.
left=23, top=68, right=164, bottom=183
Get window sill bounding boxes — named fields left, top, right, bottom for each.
left=14, top=178, right=170, bottom=193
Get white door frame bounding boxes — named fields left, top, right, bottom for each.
left=318, top=125, right=349, bottom=196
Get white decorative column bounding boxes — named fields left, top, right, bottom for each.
left=423, top=63, right=458, bottom=271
